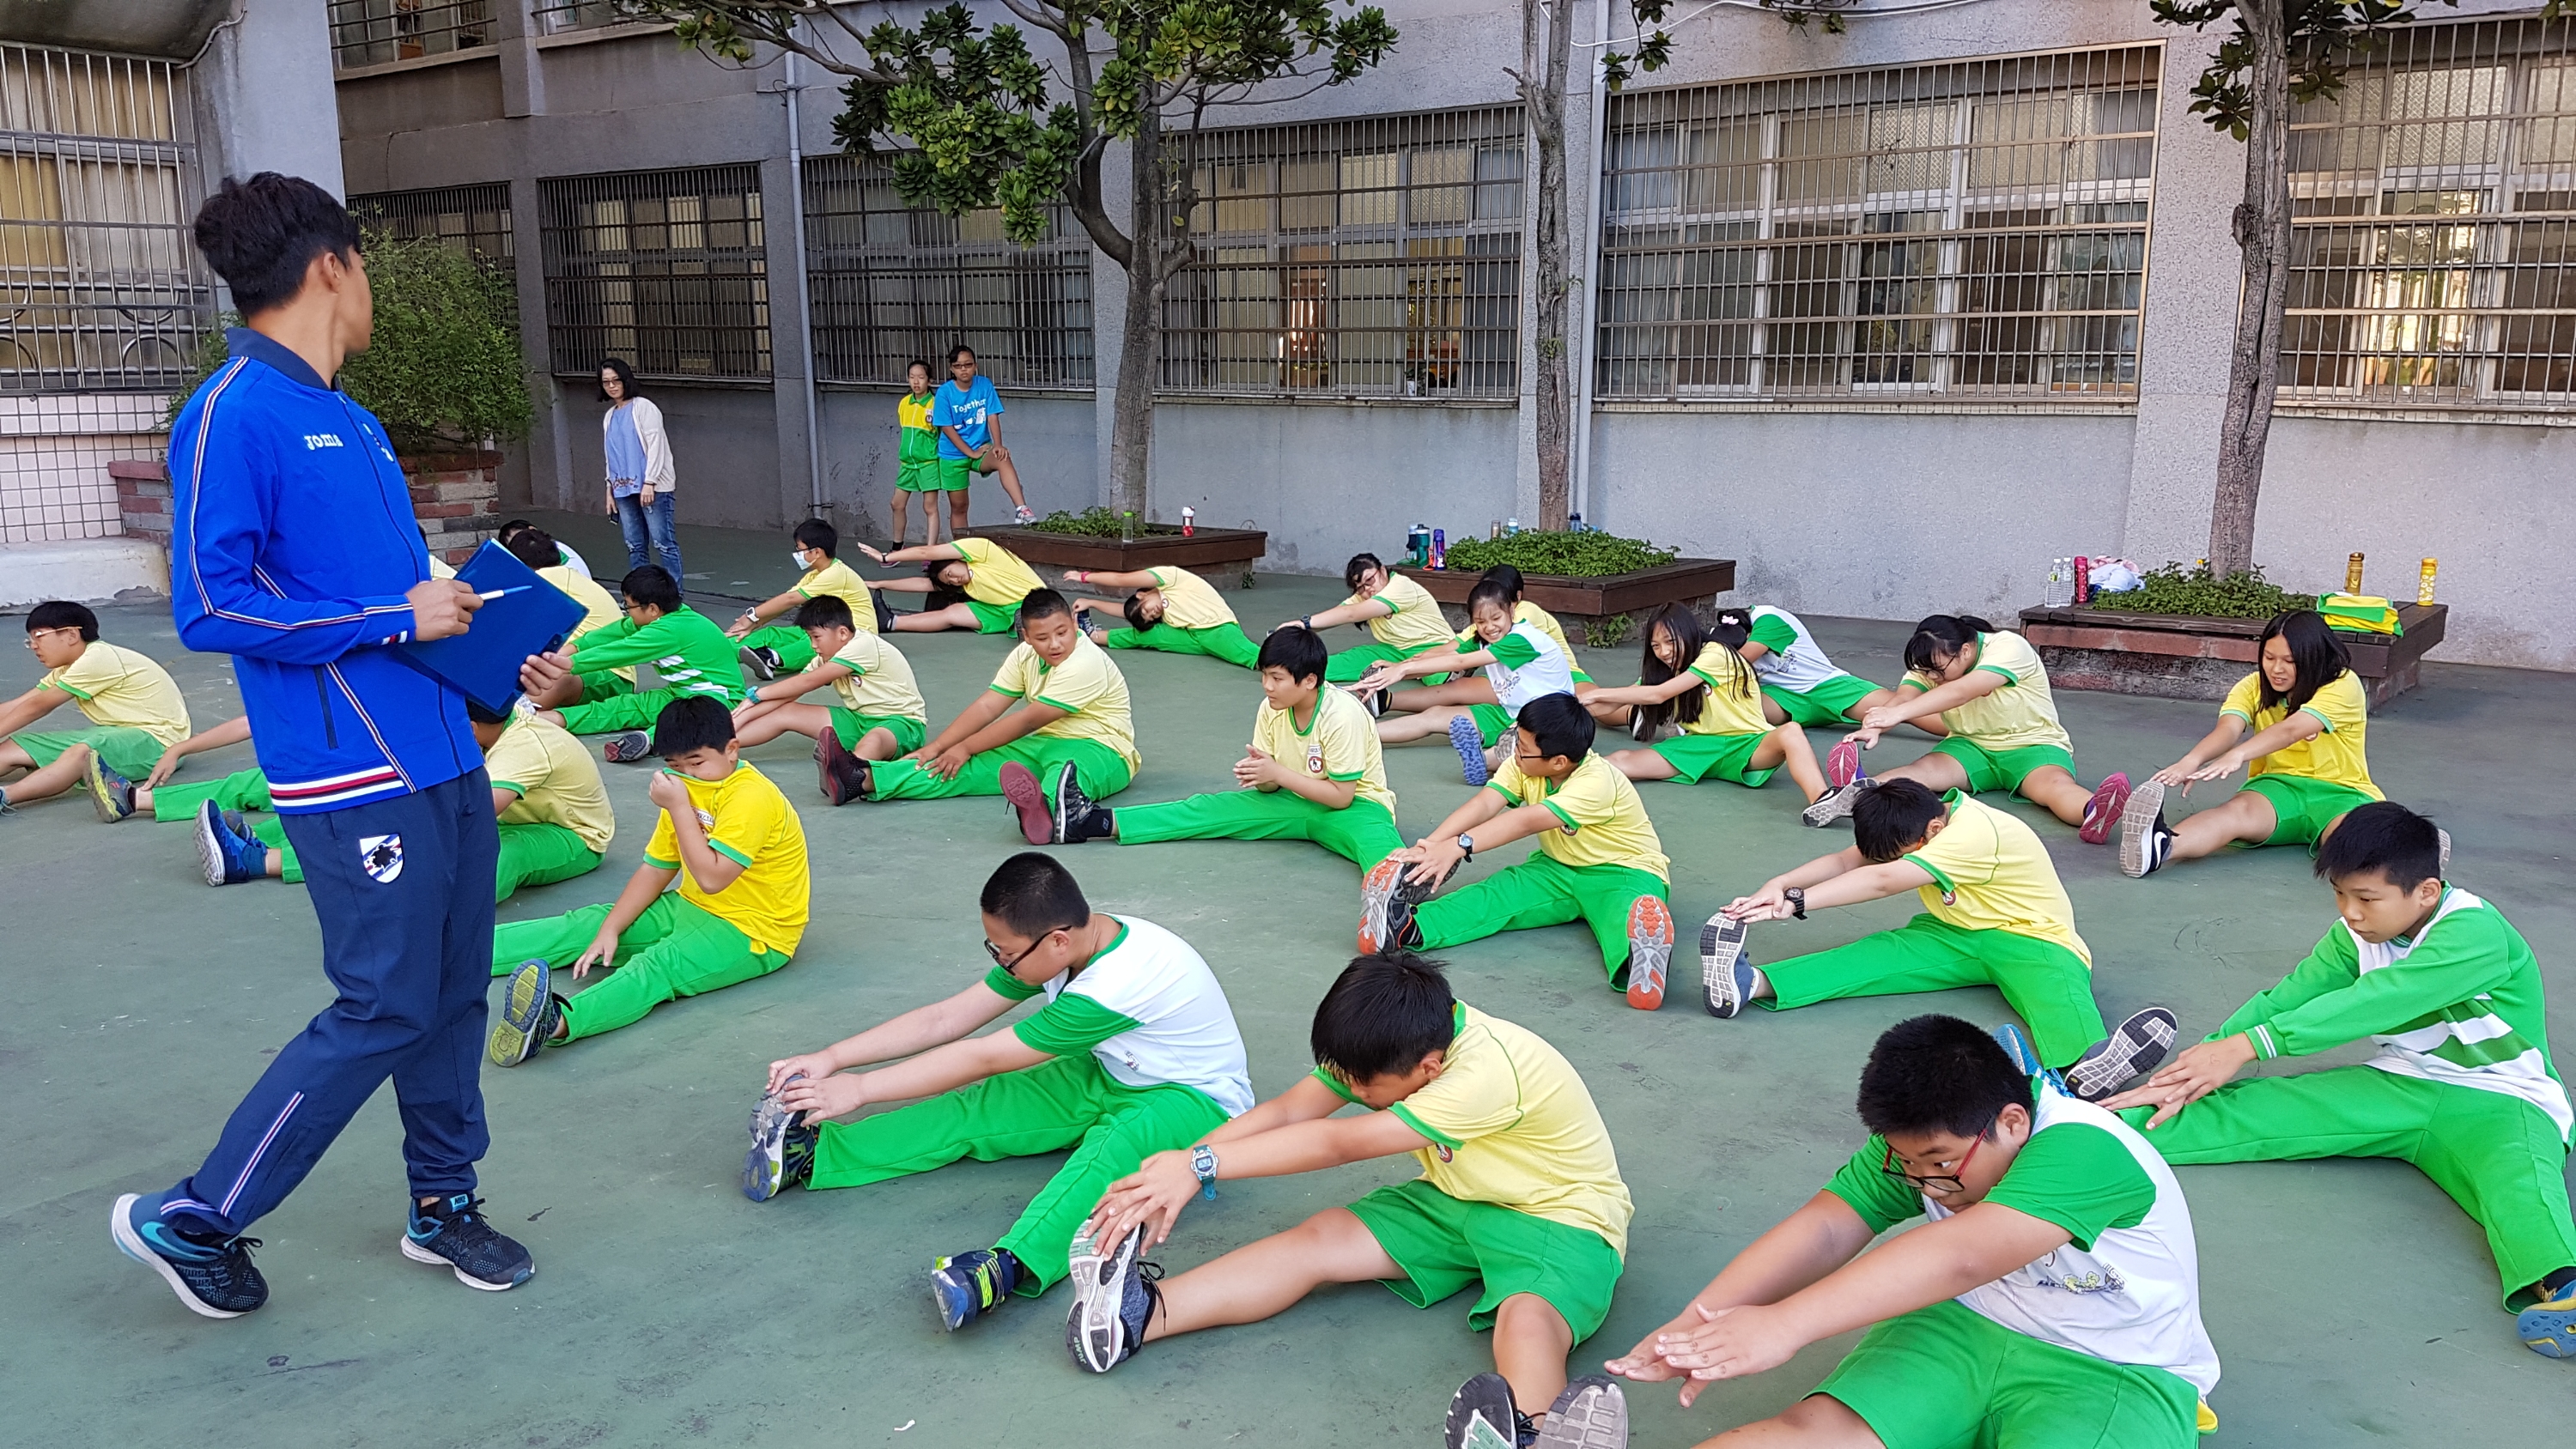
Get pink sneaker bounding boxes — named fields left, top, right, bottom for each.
left=2080, top=772, right=2131, bottom=845
left=1826, top=738, right=1864, bottom=789
left=999, top=761, right=1051, bottom=846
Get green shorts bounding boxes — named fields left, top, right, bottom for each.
left=1814, top=1299, right=2199, bottom=1449
left=1934, top=737, right=2077, bottom=797
left=9, top=724, right=164, bottom=780
left=2241, top=773, right=2378, bottom=849
left=964, top=599, right=1020, bottom=634
left=1649, top=729, right=1778, bottom=786
left=1467, top=702, right=1515, bottom=747
left=896, top=450, right=942, bottom=494
left=934, top=455, right=993, bottom=491
left=830, top=707, right=927, bottom=755
left=1344, top=1179, right=1624, bottom=1342
left=1761, top=673, right=1880, bottom=726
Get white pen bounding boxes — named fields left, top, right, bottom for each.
left=477, top=585, right=531, bottom=601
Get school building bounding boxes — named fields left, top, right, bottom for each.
left=4, top=0, right=2573, bottom=670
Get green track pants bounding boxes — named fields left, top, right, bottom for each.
left=869, top=737, right=1132, bottom=803
left=1761, top=914, right=2107, bottom=1069
left=1413, top=855, right=1668, bottom=986
left=1103, top=621, right=1261, bottom=669
left=492, top=893, right=788, bottom=1040
left=740, top=622, right=821, bottom=673
left=1115, top=791, right=1402, bottom=868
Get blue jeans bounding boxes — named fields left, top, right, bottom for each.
left=158, top=772, right=501, bottom=1237
left=614, top=489, right=683, bottom=585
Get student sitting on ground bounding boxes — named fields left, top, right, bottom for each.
left=1389, top=565, right=1589, bottom=712
left=1607, top=1014, right=2221, bottom=1449
left=1071, top=950, right=1633, bottom=1449
left=1586, top=605, right=1837, bottom=817
left=855, top=537, right=1044, bottom=635
left=1, top=601, right=191, bottom=816
left=497, top=518, right=593, bottom=581
left=2119, top=608, right=2383, bottom=879
left=1064, top=564, right=1261, bottom=670
left=841, top=591, right=1140, bottom=843
left=1280, top=552, right=1461, bottom=687
left=2101, top=802, right=2576, bottom=1360
left=526, top=565, right=747, bottom=761
left=728, top=518, right=881, bottom=679
left=1701, top=777, right=2174, bottom=1095
left=1737, top=603, right=1897, bottom=728
left=487, top=695, right=807, bottom=1065
left=89, top=712, right=249, bottom=824
left=741, top=852, right=1253, bottom=1335
left=1357, top=693, right=1679, bottom=1012
left=504, top=525, right=632, bottom=694
left=1047, top=624, right=1402, bottom=870
left=1354, top=578, right=1579, bottom=787
left=730, top=595, right=928, bottom=804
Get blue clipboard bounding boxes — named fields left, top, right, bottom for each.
left=395, top=541, right=589, bottom=712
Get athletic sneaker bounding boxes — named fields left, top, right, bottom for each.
left=817, top=729, right=870, bottom=806
left=602, top=731, right=653, bottom=763
left=1624, top=896, right=1674, bottom=1011
left=402, top=1193, right=535, bottom=1291
left=112, top=1193, right=267, bottom=1318
left=998, top=761, right=1052, bottom=846
left=1052, top=761, right=1114, bottom=843
left=1990, top=1022, right=2044, bottom=1078
left=1444, top=1371, right=1519, bottom=1449
left=930, top=1246, right=1023, bottom=1331
left=1800, top=779, right=1868, bottom=828
left=2518, top=1275, right=2576, bottom=1358
left=1628, top=706, right=1661, bottom=745
left=1826, top=737, right=1864, bottom=790
left=1449, top=714, right=1491, bottom=786
left=1014, top=506, right=1037, bottom=524
left=488, top=959, right=563, bottom=1067
left=2079, top=772, right=2132, bottom=845
left=1360, top=686, right=1387, bottom=719
left=1358, top=856, right=1438, bottom=955
left=87, top=753, right=136, bottom=822
left=2117, top=779, right=2172, bottom=877
left=197, top=802, right=267, bottom=887
left=1698, top=913, right=1755, bottom=1018
left=1536, top=1376, right=1628, bottom=1449
left=2065, top=1007, right=2178, bottom=1102
left=1066, top=1226, right=1162, bottom=1373
left=742, top=1080, right=817, bottom=1202
left=739, top=645, right=781, bottom=681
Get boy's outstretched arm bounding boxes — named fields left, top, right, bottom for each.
left=143, top=713, right=254, bottom=787
left=1607, top=1191, right=1879, bottom=1403
left=747, top=658, right=854, bottom=706
left=0, top=684, right=70, bottom=737
left=1723, top=846, right=1899, bottom=920
left=1087, top=1077, right=1428, bottom=1247
left=570, top=863, right=680, bottom=978
left=767, top=979, right=1025, bottom=1092
left=1390, top=792, right=1536, bottom=887
left=778, top=1014, right=1050, bottom=1122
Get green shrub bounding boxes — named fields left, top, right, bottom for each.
left=1021, top=507, right=1182, bottom=538
left=1441, top=530, right=1678, bottom=578
left=2094, top=562, right=2317, bottom=620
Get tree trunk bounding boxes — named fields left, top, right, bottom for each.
left=1108, top=101, right=1164, bottom=518
left=2208, top=0, right=2292, bottom=578
left=1522, top=0, right=1573, bottom=530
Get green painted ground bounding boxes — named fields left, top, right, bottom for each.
left=4, top=512, right=2568, bottom=1446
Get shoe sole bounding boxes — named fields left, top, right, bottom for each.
left=2518, top=1300, right=2576, bottom=1358
left=2080, top=772, right=2131, bottom=845
left=1826, top=739, right=1861, bottom=789
left=1537, top=1379, right=1628, bottom=1449
left=2117, top=779, right=2167, bottom=877
left=86, top=755, right=129, bottom=823
left=2066, top=1006, right=2179, bottom=1101
left=111, top=1194, right=246, bottom=1319
left=1445, top=1372, right=1519, bottom=1449
left=1625, top=897, right=1674, bottom=1011
left=1358, top=858, right=1405, bottom=954
left=1065, top=1227, right=1141, bottom=1373
left=488, top=961, right=551, bottom=1067
left=398, top=1232, right=528, bottom=1291
left=1449, top=714, right=1490, bottom=786
left=998, top=762, right=1051, bottom=846
left=193, top=800, right=228, bottom=888
left=1048, top=761, right=1081, bottom=844
left=742, top=1085, right=799, bottom=1202
left=1698, top=915, right=1753, bottom=1018
left=738, top=646, right=775, bottom=681
left=817, top=731, right=856, bottom=805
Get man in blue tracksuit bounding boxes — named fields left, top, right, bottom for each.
left=112, top=174, right=545, bottom=1316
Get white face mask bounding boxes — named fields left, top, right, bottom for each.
left=791, top=550, right=811, bottom=569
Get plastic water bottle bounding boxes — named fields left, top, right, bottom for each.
left=1181, top=506, right=1195, bottom=537
left=1431, top=528, right=1446, bottom=570
left=2073, top=555, right=2091, bottom=606
left=1506, top=517, right=1520, bottom=537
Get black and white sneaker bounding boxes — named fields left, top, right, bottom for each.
left=1066, top=1226, right=1160, bottom=1373
left=112, top=1193, right=268, bottom=1318
left=1359, top=857, right=1440, bottom=955
left=1629, top=706, right=1661, bottom=744
left=1699, top=914, right=1755, bottom=1018
left=738, top=645, right=781, bottom=682
left=1360, top=686, right=1387, bottom=718
left=1537, top=1376, right=1629, bottom=1449
left=2065, top=1007, right=2179, bottom=1102
left=1444, top=1371, right=1520, bottom=1449
left=1801, top=779, right=1869, bottom=828
left=602, top=731, right=653, bottom=763
left=1049, top=760, right=1102, bottom=844
left=2117, top=779, right=2172, bottom=878
left=742, top=1079, right=817, bottom=1202
left=402, top=1193, right=535, bottom=1290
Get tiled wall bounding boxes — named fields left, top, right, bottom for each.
left=0, top=395, right=171, bottom=544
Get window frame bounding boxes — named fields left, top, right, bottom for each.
left=538, top=164, right=772, bottom=385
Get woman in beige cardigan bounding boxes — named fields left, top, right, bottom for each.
left=599, top=358, right=681, bottom=584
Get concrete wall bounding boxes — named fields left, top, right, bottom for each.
left=556, top=385, right=781, bottom=535
left=195, top=0, right=345, bottom=193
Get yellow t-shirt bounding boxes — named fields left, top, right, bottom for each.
left=952, top=537, right=1043, bottom=609
left=1681, top=641, right=1771, bottom=736
left=896, top=392, right=934, bottom=433
left=1911, top=630, right=2069, bottom=753
left=1319, top=1004, right=1634, bottom=1256
left=795, top=557, right=878, bottom=634
left=1904, top=791, right=2090, bottom=964
left=1458, top=600, right=1573, bottom=660
left=2220, top=669, right=2380, bottom=800
left=41, top=640, right=190, bottom=748
left=988, top=635, right=1140, bottom=773
left=1488, top=751, right=1669, bottom=881
left=1142, top=566, right=1238, bottom=631
left=644, top=762, right=811, bottom=956
left=483, top=712, right=617, bottom=855
left=1347, top=572, right=1456, bottom=653
left=825, top=631, right=927, bottom=721
left=1252, top=684, right=1394, bottom=816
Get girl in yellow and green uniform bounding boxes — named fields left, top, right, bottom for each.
left=889, top=361, right=944, bottom=547
left=1282, top=552, right=1458, bottom=686
left=1590, top=604, right=1835, bottom=814
left=1065, top=564, right=1261, bottom=669
left=858, top=536, right=1046, bottom=635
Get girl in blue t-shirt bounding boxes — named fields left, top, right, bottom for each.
left=931, top=345, right=1036, bottom=524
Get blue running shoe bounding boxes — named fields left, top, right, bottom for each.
left=1066, top=1226, right=1161, bottom=1373
left=2519, top=1277, right=2576, bottom=1358
left=404, top=1194, right=534, bottom=1290
left=87, top=753, right=137, bottom=823
left=195, top=800, right=268, bottom=887
left=1990, top=1022, right=2046, bottom=1078
left=929, top=1247, right=1022, bottom=1332
left=112, top=1193, right=267, bottom=1318
left=742, top=1080, right=816, bottom=1202
left=1698, top=914, right=1755, bottom=1018
left=488, top=959, right=562, bottom=1067
left=1449, top=714, right=1491, bottom=786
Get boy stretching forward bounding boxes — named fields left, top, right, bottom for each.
left=1065, top=564, right=1260, bottom=669
left=1704, top=778, right=2174, bottom=1097
left=729, top=596, right=927, bottom=803
left=1358, top=693, right=1678, bottom=1012
left=528, top=565, right=746, bottom=760
left=1074, top=951, right=1632, bottom=1449
left=742, top=852, right=1251, bottom=1331
left=487, top=696, right=807, bottom=1064
left=2102, top=802, right=2576, bottom=1359
left=1047, top=625, right=1403, bottom=870
left=3, top=601, right=190, bottom=815
left=729, top=518, right=881, bottom=679
left=1608, top=1015, right=2220, bottom=1449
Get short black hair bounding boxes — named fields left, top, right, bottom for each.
left=465, top=698, right=513, bottom=726
left=1121, top=591, right=1158, bottom=634
left=597, top=357, right=640, bottom=403
left=499, top=518, right=533, bottom=541
left=1466, top=578, right=1516, bottom=621
left=1855, top=1015, right=2034, bottom=1141
left=1343, top=552, right=1384, bottom=593
left=948, top=343, right=977, bottom=364
left=620, top=565, right=682, bottom=613
left=27, top=599, right=100, bottom=641
left=793, top=518, right=837, bottom=557
left=1018, top=588, right=1074, bottom=628
left=1516, top=691, right=1594, bottom=761
left=502, top=526, right=558, bottom=572
left=906, top=357, right=933, bottom=380
left=650, top=694, right=736, bottom=756
left=793, top=594, right=854, bottom=633
left=980, top=851, right=1091, bottom=940
left=2316, top=799, right=2444, bottom=891
left=191, top=173, right=361, bottom=318
left=1854, top=778, right=1948, bottom=863
left=1902, top=615, right=1996, bottom=675
left=1257, top=624, right=1327, bottom=683
left=1311, top=951, right=1457, bottom=1082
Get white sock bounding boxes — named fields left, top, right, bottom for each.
left=1748, top=967, right=1772, bottom=1002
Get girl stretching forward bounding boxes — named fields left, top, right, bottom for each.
left=1589, top=606, right=1841, bottom=822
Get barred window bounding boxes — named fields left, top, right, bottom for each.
left=329, top=0, right=495, bottom=70
left=1161, top=107, right=1526, bottom=399
left=539, top=166, right=769, bottom=381
left=1597, top=45, right=2158, bottom=403
left=350, top=183, right=514, bottom=264
left=0, top=44, right=214, bottom=395
left=803, top=154, right=1094, bottom=390
left=2283, top=18, right=2576, bottom=410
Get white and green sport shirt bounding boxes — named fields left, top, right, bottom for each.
left=985, top=915, right=1255, bottom=1116
left=1746, top=606, right=1844, bottom=694
left=1482, top=621, right=1576, bottom=720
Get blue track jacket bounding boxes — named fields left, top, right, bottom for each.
left=167, top=329, right=477, bottom=813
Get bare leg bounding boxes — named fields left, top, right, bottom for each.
left=1607, top=747, right=1680, bottom=781
left=736, top=701, right=832, bottom=749
left=1143, top=1206, right=1400, bottom=1343
left=947, top=489, right=971, bottom=537
left=2163, top=789, right=2278, bottom=862
left=854, top=726, right=905, bottom=761
left=1490, top=1292, right=1577, bottom=1424
left=1696, top=1394, right=1886, bottom=1448
left=890, top=603, right=985, bottom=634
left=1876, top=748, right=1971, bottom=794
left=890, top=490, right=912, bottom=549
left=1376, top=705, right=1476, bottom=744
left=2015, top=765, right=2093, bottom=828
left=1754, top=722, right=1828, bottom=803
left=0, top=742, right=94, bottom=805
left=984, top=444, right=1030, bottom=512
left=1383, top=677, right=1498, bottom=714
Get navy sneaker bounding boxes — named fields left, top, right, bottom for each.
left=1358, top=856, right=1438, bottom=955
left=1536, top=1376, right=1629, bottom=1449
left=930, top=1246, right=1023, bottom=1331
left=112, top=1193, right=267, bottom=1318
left=741, top=1082, right=817, bottom=1202
left=2065, top=1007, right=2179, bottom=1102
left=1066, top=1226, right=1161, bottom=1373
left=87, top=753, right=137, bottom=823
left=1445, top=1371, right=1519, bottom=1449
left=739, top=645, right=781, bottom=681
left=196, top=801, right=267, bottom=887
left=1698, top=914, right=1755, bottom=1018
left=488, top=960, right=562, bottom=1067
left=1449, top=713, right=1491, bottom=786
left=602, top=731, right=653, bottom=763
left=1052, top=761, right=1112, bottom=843
left=402, top=1193, right=535, bottom=1291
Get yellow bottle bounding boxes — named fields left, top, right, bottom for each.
left=2418, top=557, right=2437, bottom=606
left=2346, top=552, right=2366, bottom=594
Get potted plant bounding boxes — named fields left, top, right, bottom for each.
left=1395, top=530, right=1736, bottom=647
left=965, top=507, right=1271, bottom=589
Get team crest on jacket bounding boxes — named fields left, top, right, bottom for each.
left=361, top=834, right=404, bottom=883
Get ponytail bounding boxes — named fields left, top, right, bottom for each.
left=1903, top=614, right=1991, bottom=675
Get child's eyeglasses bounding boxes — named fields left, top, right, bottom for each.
left=23, top=627, right=73, bottom=647
left=983, top=931, right=1060, bottom=972
left=1879, top=1125, right=1992, bottom=1195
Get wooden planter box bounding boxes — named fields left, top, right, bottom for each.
left=957, top=524, right=1268, bottom=590
left=1394, top=559, right=1737, bottom=645
left=2019, top=602, right=2448, bottom=707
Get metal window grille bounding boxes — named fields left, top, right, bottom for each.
left=0, top=44, right=214, bottom=396
left=1597, top=45, right=2160, bottom=403
left=803, top=152, right=1094, bottom=390
left=328, top=0, right=496, bottom=70
left=539, top=165, right=770, bottom=381
left=2281, top=16, right=2576, bottom=410
left=532, top=1, right=634, bottom=35
left=1160, top=106, right=1526, bottom=399
left=350, top=183, right=515, bottom=264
